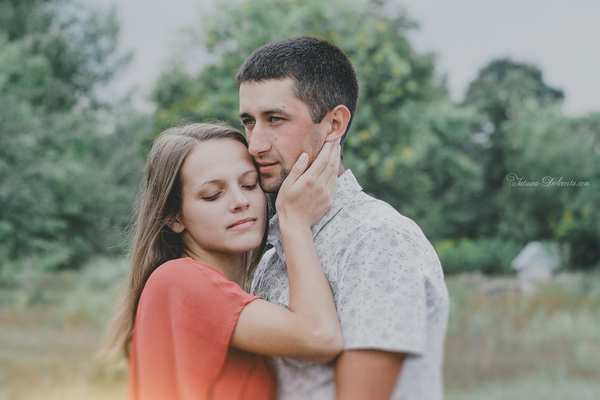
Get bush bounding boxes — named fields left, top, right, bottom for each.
left=560, top=228, right=600, bottom=271
left=435, top=237, right=521, bottom=275
left=61, top=257, right=128, bottom=327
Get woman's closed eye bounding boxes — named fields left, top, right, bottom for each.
left=202, top=192, right=222, bottom=201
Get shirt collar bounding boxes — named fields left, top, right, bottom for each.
left=267, top=170, right=363, bottom=262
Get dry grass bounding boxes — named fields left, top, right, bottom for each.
left=0, top=259, right=128, bottom=400
left=0, top=306, right=127, bottom=400
left=446, top=378, right=600, bottom=400
left=444, top=271, right=600, bottom=395
left=1, top=259, right=599, bottom=399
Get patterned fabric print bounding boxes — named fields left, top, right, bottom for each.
left=252, top=170, right=449, bottom=400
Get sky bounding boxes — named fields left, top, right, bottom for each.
left=85, top=0, right=600, bottom=116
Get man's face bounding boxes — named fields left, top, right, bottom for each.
left=239, top=78, right=327, bottom=193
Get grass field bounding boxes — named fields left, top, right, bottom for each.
left=1, top=258, right=599, bottom=399
left=443, top=271, right=600, bottom=399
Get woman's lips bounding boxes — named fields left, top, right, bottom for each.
left=228, top=218, right=256, bottom=231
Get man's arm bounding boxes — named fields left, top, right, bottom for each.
left=335, top=349, right=405, bottom=400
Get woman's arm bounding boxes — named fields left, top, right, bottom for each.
left=230, top=140, right=342, bottom=363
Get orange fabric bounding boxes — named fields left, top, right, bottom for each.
left=128, top=258, right=277, bottom=400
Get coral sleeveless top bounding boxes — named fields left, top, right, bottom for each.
left=129, top=258, right=277, bottom=400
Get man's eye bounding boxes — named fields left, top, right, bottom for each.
left=269, top=117, right=282, bottom=122
left=241, top=118, right=255, bottom=126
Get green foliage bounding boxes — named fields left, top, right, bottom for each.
left=435, top=238, right=520, bottom=275
left=463, top=59, right=566, bottom=234
left=471, top=64, right=560, bottom=225
left=548, top=112, right=600, bottom=270
left=0, top=0, right=129, bottom=110
left=0, top=0, right=145, bottom=282
left=464, top=58, right=564, bottom=126
left=494, top=103, right=599, bottom=243
left=0, top=93, right=147, bottom=280
left=347, top=100, right=485, bottom=240
left=455, top=58, right=599, bottom=271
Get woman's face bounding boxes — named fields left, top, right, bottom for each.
left=171, top=138, right=267, bottom=263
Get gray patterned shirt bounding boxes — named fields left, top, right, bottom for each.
left=251, top=170, right=449, bottom=400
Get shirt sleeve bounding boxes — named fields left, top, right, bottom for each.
left=336, top=227, right=428, bottom=355
left=131, top=258, right=260, bottom=400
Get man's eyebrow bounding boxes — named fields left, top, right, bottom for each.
left=239, top=108, right=290, bottom=119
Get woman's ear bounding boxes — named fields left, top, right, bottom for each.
left=324, top=105, right=351, bottom=142
left=169, top=217, right=185, bottom=233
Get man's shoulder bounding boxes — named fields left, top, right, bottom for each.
left=338, top=192, right=427, bottom=242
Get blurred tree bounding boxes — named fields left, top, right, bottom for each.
left=345, top=99, right=485, bottom=240
left=549, top=112, right=600, bottom=269
left=464, top=58, right=564, bottom=127
left=0, top=0, right=128, bottom=110
left=494, top=102, right=590, bottom=240
left=462, top=58, right=599, bottom=270
left=0, top=0, right=142, bottom=282
left=468, top=94, right=599, bottom=268
left=462, top=59, right=565, bottom=235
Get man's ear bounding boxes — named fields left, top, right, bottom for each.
left=169, top=217, right=185, bottom=233
left=324, top=105, right=351, bottom=142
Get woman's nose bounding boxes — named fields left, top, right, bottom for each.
left=231, top=189, right=250, bottom=211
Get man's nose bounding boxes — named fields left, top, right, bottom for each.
left=247, top=123, right=270, bottom=157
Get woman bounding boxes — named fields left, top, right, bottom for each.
left=102, top=123, right=342, bottom=399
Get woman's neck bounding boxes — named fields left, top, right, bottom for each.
left=182, top=249, right=247, bottom=287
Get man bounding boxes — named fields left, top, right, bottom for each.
left=237, top=36, right=449, bottom=400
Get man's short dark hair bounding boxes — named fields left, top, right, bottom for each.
left=236, top=36, right=359, bottom=137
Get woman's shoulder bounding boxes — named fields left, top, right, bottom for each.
left=146, top=258, right=227, bottom=291
left=140, top=258, right=256, bottom=317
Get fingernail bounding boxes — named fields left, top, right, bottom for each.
left=299, top=152, right=308, bottom=161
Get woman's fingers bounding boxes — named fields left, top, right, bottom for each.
left=304, top=140, right=335, bottom=181
left=292, top=139, right=338, bottom=190
left=281, top=152, right=309, bottom=191
left=275, top=139, right=340, bottom=227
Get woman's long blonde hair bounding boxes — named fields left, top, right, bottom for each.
left=101, top=123, right=268, bottom=359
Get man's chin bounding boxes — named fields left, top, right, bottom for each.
left=259, top=181, right=282, bottom=194
left=259, top=175, right=285, bottom=193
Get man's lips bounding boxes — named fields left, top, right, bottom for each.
left=255, top=161, right=277, bottom=174
left=228, top=217, right=256, bottom=230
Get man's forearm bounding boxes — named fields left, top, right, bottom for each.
left=335, top=349, right=405, bottom=400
